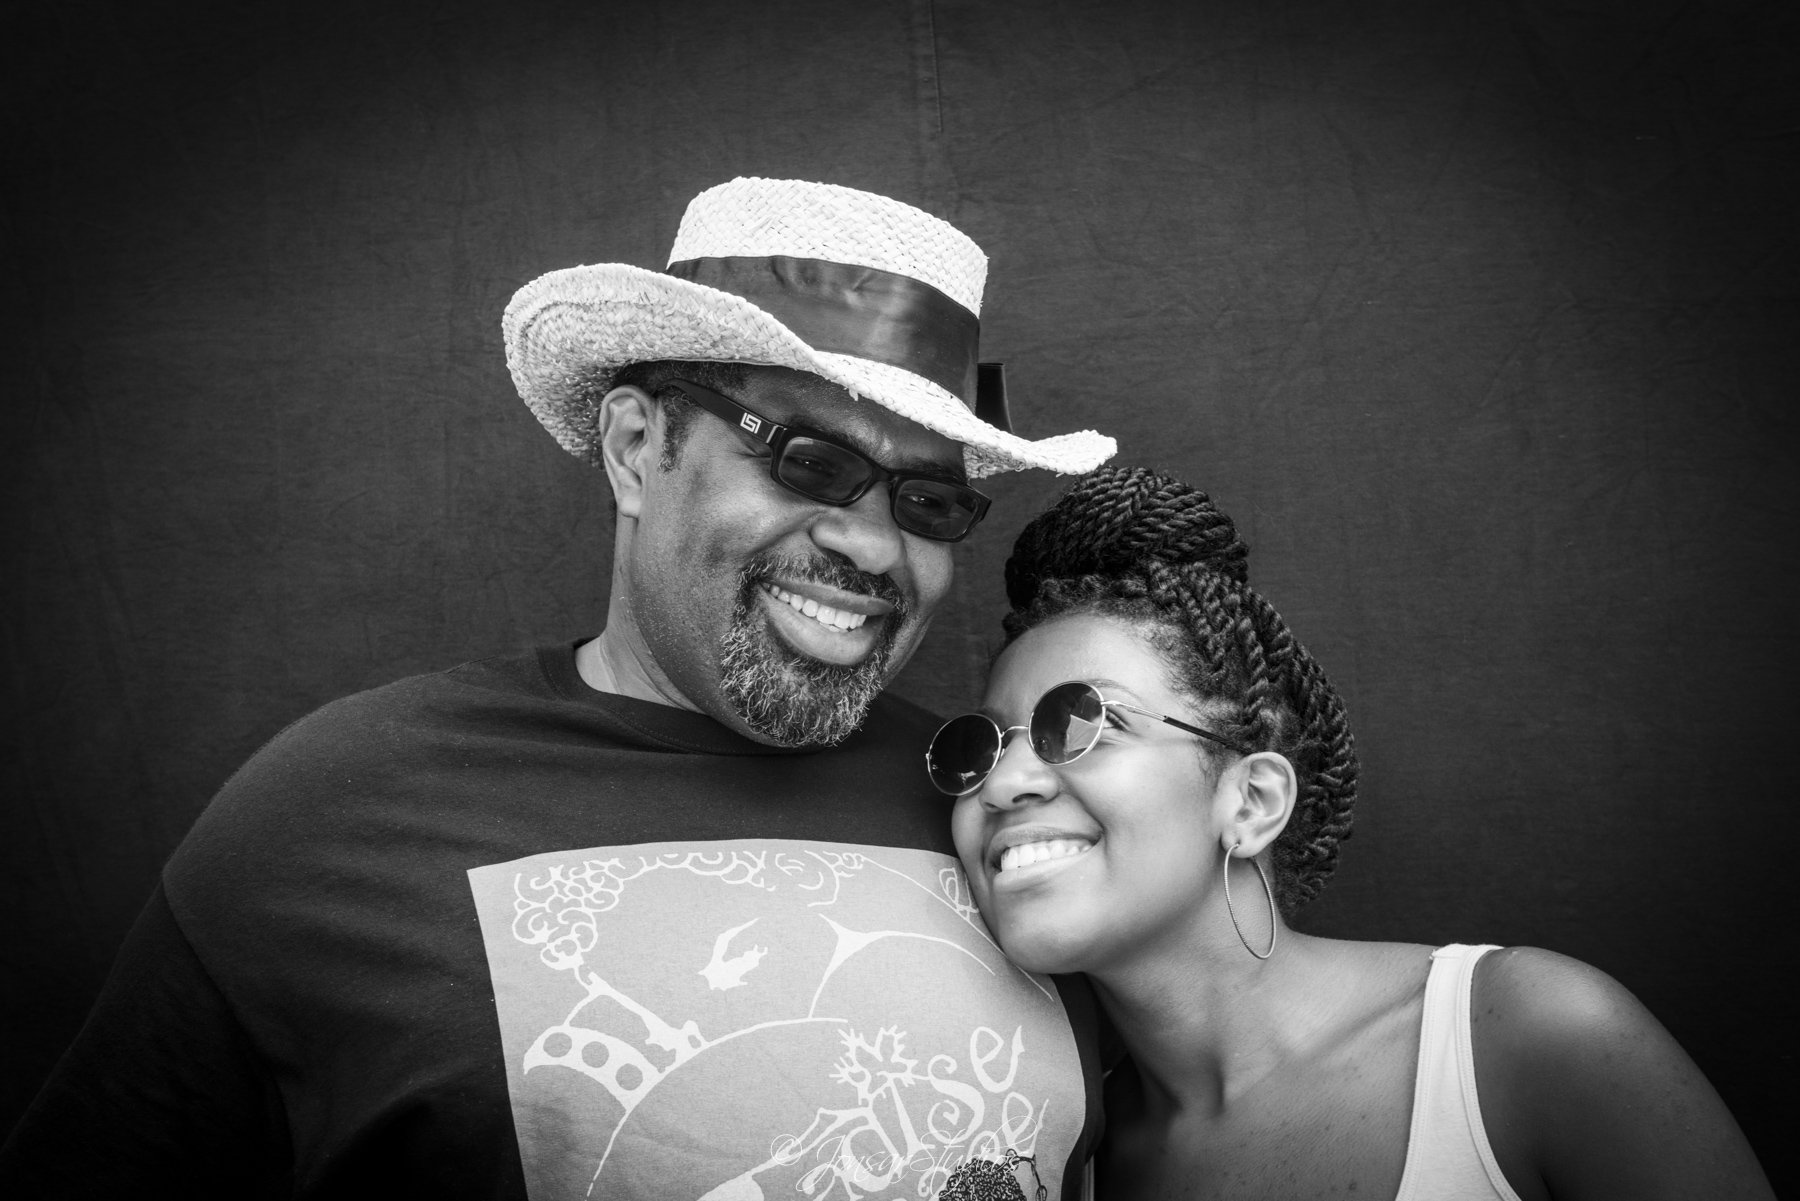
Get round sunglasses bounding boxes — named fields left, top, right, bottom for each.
left=667, top=379, right=992, bottom=543
left=925, top=680, right=1252, bottom=797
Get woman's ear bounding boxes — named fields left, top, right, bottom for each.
left=597, top=385, right=659, bottom=519
left=1219, top=752, right=1298, bottom=858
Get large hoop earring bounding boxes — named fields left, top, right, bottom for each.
left=1221, top=843, right=1277, bottom=960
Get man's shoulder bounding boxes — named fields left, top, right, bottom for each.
left=173, top=645, right=573, bottom=857
left=243, top=646, right=554, bottom=768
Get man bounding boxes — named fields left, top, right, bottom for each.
left=1, top=179, right=1115, bottom=1198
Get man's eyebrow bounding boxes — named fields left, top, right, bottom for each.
left=785, top=413, right=967, bottom=482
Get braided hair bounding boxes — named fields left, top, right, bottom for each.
left=1002, top=466, right=1358, bottom=917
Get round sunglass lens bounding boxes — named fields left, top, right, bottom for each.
left=1030, top=681, right=1107, bottom=764
left=776, top=437, right=872, bottom=503
left=927, top=714, right=1002, bottom=795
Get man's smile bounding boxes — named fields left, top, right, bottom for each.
left=762, top=581, right=886, bottom=630
left=756, top=578, right=893, bottom=666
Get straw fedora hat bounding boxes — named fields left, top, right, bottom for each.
left=503, top=177, right=1117, bottom=479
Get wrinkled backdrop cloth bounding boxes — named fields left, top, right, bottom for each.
left=2, top=0, right=1795, bottom=1188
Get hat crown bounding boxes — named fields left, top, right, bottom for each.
left=667, top=178, right=989, bottom=316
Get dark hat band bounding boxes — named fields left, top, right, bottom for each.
left=666, top=255, right=980, bottom=404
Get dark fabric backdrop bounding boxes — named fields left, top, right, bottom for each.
left=4, top=0, right=1796, bottom=1188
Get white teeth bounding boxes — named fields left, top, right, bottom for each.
left=764, top=585, right=869, bottom=632
left=998, top=839, right=1092, bottom=874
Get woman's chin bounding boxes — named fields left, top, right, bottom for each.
left=991, top=915, right=1098, bottom=976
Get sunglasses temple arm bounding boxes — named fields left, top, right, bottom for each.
left=668, top=380, right=785, bottom=446
left=1109, top=700, right=1253, bottom=757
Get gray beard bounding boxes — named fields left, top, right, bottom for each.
left=718, top=553, right=907, bottom=748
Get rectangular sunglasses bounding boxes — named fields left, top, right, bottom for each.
left=926, top=680, right=1252, bottom=796
left=667, top=378, right=992, bottom=542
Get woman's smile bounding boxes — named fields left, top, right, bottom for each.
left=985, top=821, right=1100, bottom=881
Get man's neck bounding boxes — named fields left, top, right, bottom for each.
left=575, top=596, right=703, bottom=712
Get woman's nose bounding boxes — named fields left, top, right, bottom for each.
left=978, top=730, right=1058, bottom=810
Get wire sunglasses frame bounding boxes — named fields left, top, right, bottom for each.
left=664, top=378, right=993, bottom=543
left=925, top=679, right=1254, bottom=797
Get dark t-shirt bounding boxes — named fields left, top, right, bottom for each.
left=2, top=645, right=1102, bottom=1199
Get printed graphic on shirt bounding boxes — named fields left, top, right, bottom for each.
left=468, top=840, right=1082, bottom=1201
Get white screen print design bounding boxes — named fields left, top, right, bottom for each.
left=467, top=840, right=1085, bottom=1201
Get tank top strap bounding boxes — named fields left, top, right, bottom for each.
left=1392, top=944, right=1525, bottom=1201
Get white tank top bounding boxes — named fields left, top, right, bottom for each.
left=1392, top=944, right=1525, bottom=1201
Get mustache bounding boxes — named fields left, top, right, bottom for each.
left=742, top=551, right=909, bottom=621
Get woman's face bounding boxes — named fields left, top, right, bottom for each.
left=951, top=612, right=1225, bottom=975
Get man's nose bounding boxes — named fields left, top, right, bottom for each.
left=808, top=485, right=905, bottom=578
left=980, top=732, right=1058, bottom=811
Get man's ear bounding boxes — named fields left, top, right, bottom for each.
left=1219, top=752, right=1298, bottom=858
left=596, top=385, right=659, bottom=519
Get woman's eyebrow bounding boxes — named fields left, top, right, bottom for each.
left=977, top=679, right=1150, bottom=722
left=1095, top=683, right=1172, bottom=720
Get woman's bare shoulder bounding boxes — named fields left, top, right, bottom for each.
left=1471, top=946, right=1774, bottom=1201
left=1470, top=944, right=1664, bottom=1075
left=1475, top=945, right=1640, bottom=1029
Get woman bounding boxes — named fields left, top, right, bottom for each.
left=928, top=467, right=1772, bottom=1200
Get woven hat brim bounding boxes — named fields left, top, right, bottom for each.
left=503, top=264, right=1117, bottom=480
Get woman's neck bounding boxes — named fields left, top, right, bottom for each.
left=1088, top=923, right=1350, bottom=1118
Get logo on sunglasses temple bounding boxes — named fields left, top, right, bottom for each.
left=739, top=413, right=763, bottom=435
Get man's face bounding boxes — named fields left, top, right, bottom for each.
left=625, top=365, right=962, bottom=746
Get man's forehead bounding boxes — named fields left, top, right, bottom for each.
left=734, top=365, right=966, bottom=477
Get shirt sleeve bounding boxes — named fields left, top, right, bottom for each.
left=0, top=883, right=292, bottom=1197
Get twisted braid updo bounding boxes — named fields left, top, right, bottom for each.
left=1002, top=466, right=1358, bottom=916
